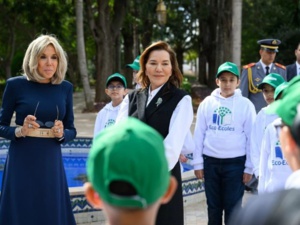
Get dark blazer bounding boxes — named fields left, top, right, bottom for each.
left=286, top=63, right=297, bottom=81
left=128, top=82, right=187, bottom=138
left=127, top=82, right=187, bottom=225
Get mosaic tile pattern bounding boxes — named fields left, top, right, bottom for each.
left=0, top=138, right=205, bottom=224
left=182, top=177, right=205, bottom=197
left=70, top=178, right=204, bottom=214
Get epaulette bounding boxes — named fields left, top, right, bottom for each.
left=275, top=63, right=286, bottom=70
left=243, top=63, right=255, bottom=69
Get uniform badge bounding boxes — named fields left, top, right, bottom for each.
left=272, top=40, right=278, bottom=45
left=255, top=78, right=261, bottom=82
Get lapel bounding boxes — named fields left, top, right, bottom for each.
left=136, top=88, right=148, bottom=122
left=146, top=83, right=175, bottom=120
left=270, top=63, right=280, bottom=74
left=293, top=63, right=297, bottom=75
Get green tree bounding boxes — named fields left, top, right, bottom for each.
left=242, top=0, right=300, bottom=66
left=75, top=0, right=94, bottom=111
left=163, top=0, right=199, bottom=73
left=85, top=0, right=130, bottom=103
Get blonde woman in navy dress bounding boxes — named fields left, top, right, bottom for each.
left=117, top=41, right=193, bottom=225
left=0, top=35, right=76, bottom=225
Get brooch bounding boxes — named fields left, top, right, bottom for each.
left=156, top=97, right=163, bottom=107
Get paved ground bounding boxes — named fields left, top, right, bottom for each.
left=72, top=90, right=254, bottom=225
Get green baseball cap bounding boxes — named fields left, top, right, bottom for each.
left=106, top=73, right=127, bottom=88
left=126, top=56, right=140, bottom=71
left=258, top=73, right=285, bottom=89
left=274, top=81, right=289, bottom=100
left=268, top=76, right=300, bottom=126
left=216, top=62, right=239, bottom=78
left=87, top=117, right=170, bottom=209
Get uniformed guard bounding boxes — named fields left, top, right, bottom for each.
left=240, top=39, right=286, bottom=113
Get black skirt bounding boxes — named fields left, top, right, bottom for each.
left=155, top=161, right=184, bottom=225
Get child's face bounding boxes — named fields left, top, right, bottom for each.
left=216, top=72, right=240, bottom=98
left=262, top=84, right=275, bottom=105
left=105, top=81, right=127, bottom=103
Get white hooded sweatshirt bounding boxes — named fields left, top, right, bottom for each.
left=258, top=118, right=292, bottom=194
left=251, top=106, right=279, bottom=177
left=193, top=88, right=256, bottom=174
left=93, top=102, right=121, bottom=138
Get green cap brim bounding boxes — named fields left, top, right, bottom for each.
left=267, top=88, right=299, bottom=126
left=126, top=63, right=140, bottom=71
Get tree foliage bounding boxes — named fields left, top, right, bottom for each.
left=242, top=0, right=300, bottom=65
left=0, top=0, right=299, bottom=106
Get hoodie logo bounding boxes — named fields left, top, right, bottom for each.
left=104, top=119, right=115, bottom=128
left=272, top=141, right=288, bottom=166
left=275, top=143, right=283, bottom=160
left=212, top=107, right=232, bottom=126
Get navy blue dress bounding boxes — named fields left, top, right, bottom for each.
left=0, top=76, right=77, bottom=225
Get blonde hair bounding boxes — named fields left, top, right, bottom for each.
left=137, top=41, right=183, bottom=88
left=22, top=34, right=67, bottom=84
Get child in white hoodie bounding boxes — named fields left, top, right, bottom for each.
left=193, top=62, right=256, bottom=225
left=258, top=82, right=292, bottom=193
left=93, top=73, right=127, bottom=138
left=248, top=73, right=285, bottom=193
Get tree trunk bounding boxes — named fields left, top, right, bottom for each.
left=141, top=19, right=153, bottom=50
left=5, top=21, right=16, bottom=79
left=174, top=45, right=185, bottom=75
left=202, top=0, right=233, bottom=89
left=75, top=0, right=94, bottom=112
left=122, top=26, right=134, bottom=88
left=198, top=53, right=207, bottom=85
left=86, top=0, right=129, bottom=102
left=232, top=0, right=242, bottom=70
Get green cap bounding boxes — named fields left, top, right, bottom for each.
left=274, top=81, right=289, bottom=100
left=106, top=73, right=127, bottom=88
left=268, top=76, right=300, bottom=126
left=87, top=117, right=170, bottom=208
left=216, top=62, right=239, bottom=78
left=126, top=56, right=140, bottom=71
left=258, top=73, right=285, bottom=89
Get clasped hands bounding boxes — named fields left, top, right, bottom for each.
left=20, top=115, right=64, bottom=138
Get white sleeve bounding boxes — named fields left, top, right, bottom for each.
left=116, top=95, right=129, bottom=123
left=93, top=111, right=102, bottom=139
left=192, top=99, right=207, bottom=170
left=250, top=111, right=264, bottom=177
left=164, top=95, right=193, bottom=170
left=244, top=102, right=256, bottom=174
left=181, top=131, right=195, bottom=155
left=258, top=125, right=271, bottom=194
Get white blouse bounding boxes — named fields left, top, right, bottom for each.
left=116, top=86, right=193, bottom=171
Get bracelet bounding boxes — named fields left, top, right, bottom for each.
left=56, top=136, right=65, bottom=142
left=15, top=126, right=25, bottom=138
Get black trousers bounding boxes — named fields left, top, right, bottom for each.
left=155, top=161, right=184, bottom=225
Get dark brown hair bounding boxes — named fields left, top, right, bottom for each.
left=137, top=41, right=183, bottom=88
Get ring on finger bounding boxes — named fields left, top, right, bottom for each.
left=28, top=124, right=33, bottom=128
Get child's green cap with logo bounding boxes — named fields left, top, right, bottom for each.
left=274, top=81, right=289, bottom=100
left=126, top=56, right=140, bottom=71
left=268, top=76, right=300, bottom=126
left=106, top=73, right=127, bottom=88
left=87, top=117, right=170, bottom=209
left=258, top=73, right=285, bottom=90
left=216, top=62, right=240, bottom=78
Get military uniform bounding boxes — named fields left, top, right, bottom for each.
left=240, top=62, right=286, bottom=113
left=240, top=39, right=286, bottom=113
